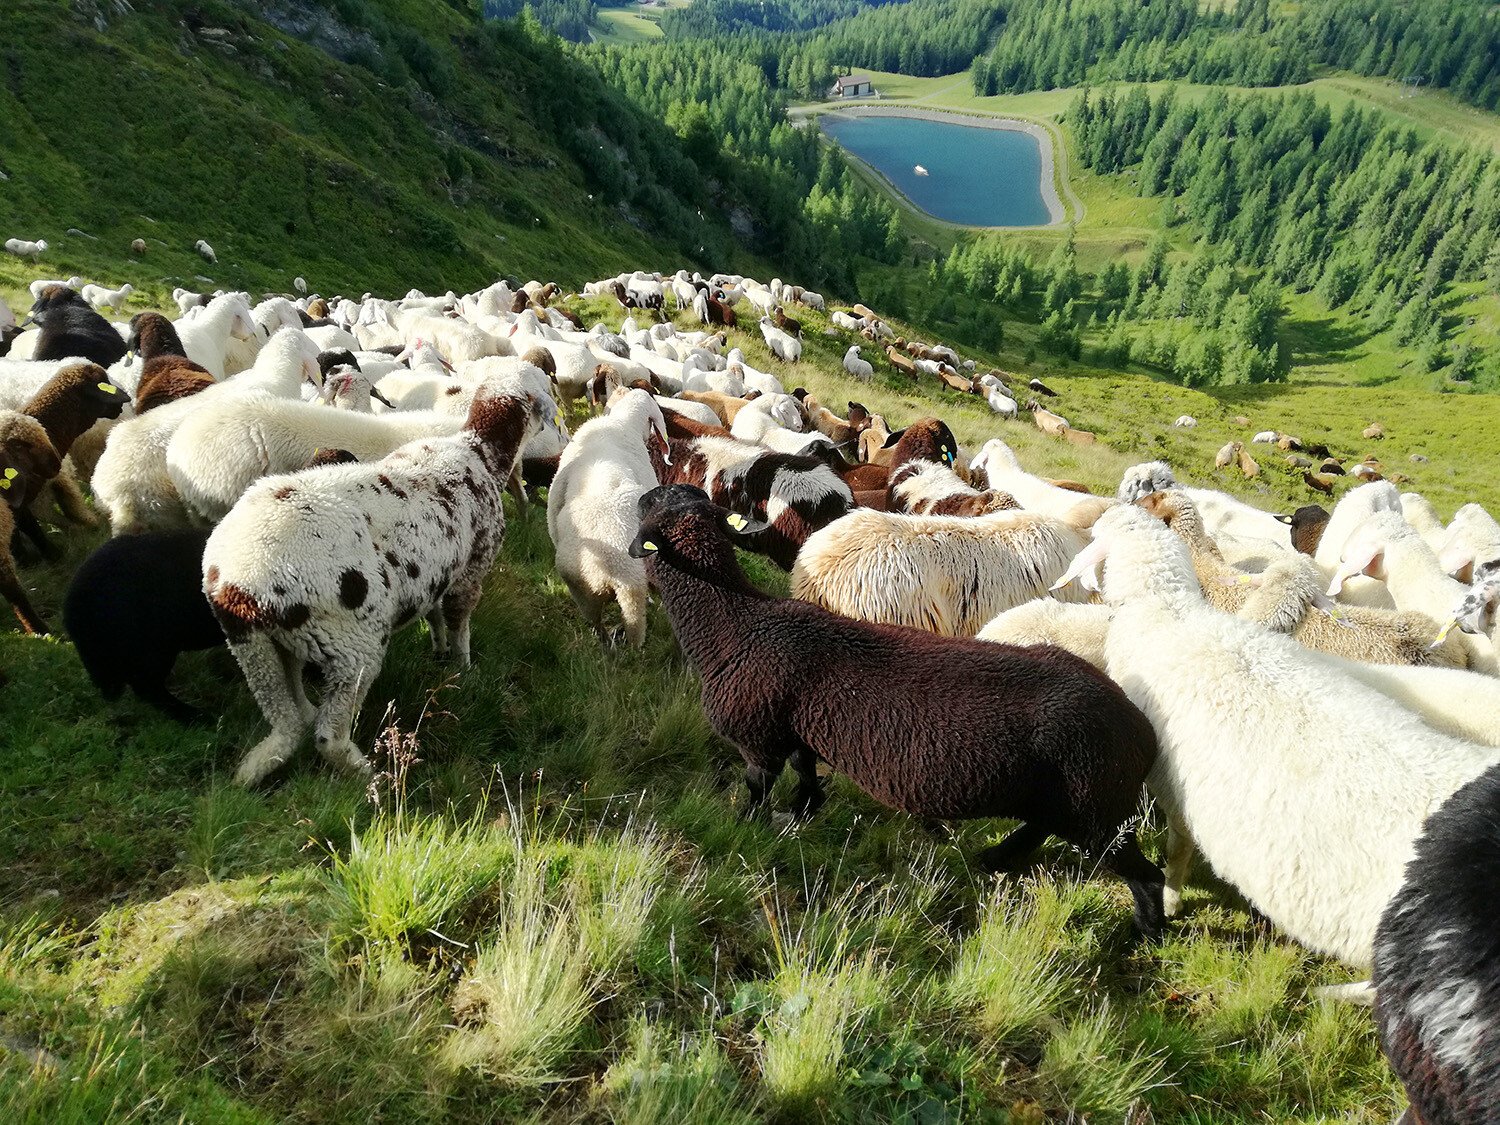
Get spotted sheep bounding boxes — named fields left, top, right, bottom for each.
left=202, top=376, right=555, bottom=786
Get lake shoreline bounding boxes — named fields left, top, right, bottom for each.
left=816, top=105, right=1067, bottom=228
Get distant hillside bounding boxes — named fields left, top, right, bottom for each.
left=0, top=0, right=757, bottom=298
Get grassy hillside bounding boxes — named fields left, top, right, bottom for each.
left=0, top=0, right=758, bottom=305
left=2, top=271, right=1480, bottom=1120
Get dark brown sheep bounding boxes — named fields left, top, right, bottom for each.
left=129, top=312, right=215, bottom=414
left=629, top=484, right=1166, bottom=937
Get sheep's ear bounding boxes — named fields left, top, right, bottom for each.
left=1327, top=542, right=1385, bottom=595
left=882, top=428, right=906, bottom=449
left=0, top=466, right=26, bottom=510
left=720, top=509, right=769, bottom=538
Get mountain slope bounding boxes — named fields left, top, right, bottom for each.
left=0, top=0, right=745, bottom=297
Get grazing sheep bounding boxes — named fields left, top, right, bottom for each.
left=1374, top=762, right=1500, bottom=1125
left=986, top=385, right=1018, bottom=417
left=63, top=528, right=222, bottom=721
left=194, top=239, right=217, bottom=263
left=885, top=345, right=918, bottom=377
left=799, top=395, right=869, bottom=446
left=26, top=286, right=128, bottom=368
left=791, top=507, right=1092, bottom=637
left=1173, top=415, right=1197, bottom=427
left=1214, top=441, right=1240, bottom=469
left=5, top=238, right=48, bottom=260
left=28, top=277, right=84, bottom=301
left=81, top=283, right=133, bottom=316
left=1251, top=430, right=1279, bottom=444
left=1056, top=504, right=1500, bottom=968
left=842, top=345, right=873, bottom=381
left=131, top=238, right=147, bottom=255
left=758, top=317, right=802, bottom=363
left=1028, top=377, right=1057, bottom=397
left=1363, top=422, right=1385, bottom=440
left=630, top=484, right=1167, bottom=937
left=546, top=389, right=667, bottom=647
left=1236, top=445, right=1260, bottom=478
left=203, top=377, right=552, bottom=786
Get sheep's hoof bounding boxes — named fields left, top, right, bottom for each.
left=1162, top=887, right=1183, bottom=919
left=318, top=740, right=372, bottom=776
left=234, top=742, right=295, bottom=788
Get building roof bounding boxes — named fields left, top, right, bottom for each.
left=834, top=74, right=873, bottom=88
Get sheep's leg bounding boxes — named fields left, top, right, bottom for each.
left=441, top=584, right=481, bottom=666
left=788, top=745, right=825, bottom=820
left=425, top=608, right=450, bottom=659
left=230, top=635, right=312, bottom=787
left=0, top=549, right=50, bottom=635
left=742, top=759, right=783, bottom=819
left=564, top=580, right=608, bottom=643
left=14, top=508, right=60, bottom=561
left=277, top=644, right=317, bottom=726
left=1312, top=980, right=1376, bottom=1006
left=313, top=653, right=378, bottom=777
left=1162, top=813, right=1197, bottom=918
left=506, top=473, right=528, bottom=513
left=47, top=470, right=96, bottom=526
left=1101, top=834, right=1168, bottom=941
left=974, top=821, right=1050, bottom=873
left=616, top=585, right=650, bottom=649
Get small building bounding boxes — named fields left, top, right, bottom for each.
left=830, top=74, right=876, bottom=99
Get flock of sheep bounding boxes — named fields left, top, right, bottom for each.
left=1, top=255, right=1498, bottom=1123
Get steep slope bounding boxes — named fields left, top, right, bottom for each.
left=0, top=0, right=743, bottom=296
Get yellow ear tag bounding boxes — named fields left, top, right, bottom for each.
left=1237, top=574, right=1254, bottom=585
left=1434, top=619, right=1456, bottom=645
left=518, top=477, right=527, bottom=490
left=726, top=513, right=748, bottom=531
left=642, top=540, right=658, bottom=552
left=2, top=468, right=16, bottom=481
left=98, top=382, right=118, bottom=394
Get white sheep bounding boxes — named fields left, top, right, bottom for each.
left=986, top=385, right=1018, bottom=418
left=1056, top=504, right=1500, bottom=970
left=1436, top=502, right=1500, bottom=582
left=1329, top=510, right=1498, bottom=673
left=81, top=283, right=133, bottom=316
left=1313, top=481, right=1403, bottom=607
left=1399, top=493, right=1448, bottom=553
left=1251, top=430, right=1279, bottom=444
left=93, top=327, right=322, bottom=534
left=682, top=362, right=744, bottom=398
left=970, top=439, right=1112, bottom=527
left=546, top=389, right=668, bottom=647
left=5, top=238, right=48, bottom=260
left=797, top=290, right=825, bottom=311
left=29, top=277, right=83, bottom=300
left=791, top=508, right=1093, bottom=637
left=167, top=396, right=466, bottom=524
left=729, top=406, right=827, bottom=455
left=294, top=277, right=308, bottom=295
left=758, top=317, right=802, bottom=363
left=174, top=293, right=257, bottom=380
left=842, top=345, right=873, bottom=382
left=831, top=311, right=862, bottom=332
left=203, top=377, right=553, bottom=786
left=1173, top=415, right=1197, bottom=428
left=194, top=239, right=217, bottom=263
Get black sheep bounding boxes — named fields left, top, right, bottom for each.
left=628, top=484, right=1167, bottom=937
left=26, top=286, right=128, bottom=368
left=1374, top=762, right=1500, bottom=1125
left=63, top=529, right=222, bottom=721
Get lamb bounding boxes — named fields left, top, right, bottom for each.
left=63, top=528, right=222, bottom=721
left=986, top=384, right=1018, bottom=417
left=791, top=507, right=1093, bottom=637
left=203, top=377, right=553, bottom=786
left=630, top=484, right=1168, bottom=937
left=26, top=286, right=128, bottom=368
left=1055, top=503, right=1500, bottom=969
left=81, top=283, right=133, bottom=316
left=5, top=238, right=47, bottom=260
left=546, top=389, right=668, bottom=647
left=1374, top=762, right=1500, bottom=1125
left=29, top=277, right=83, bottom=301
left=831, top=345, right=872, bottom=386
left=1329, top=511, right=1499, bottom=673
left=858, top=414, right=893, bottom=466
left=93, top=327, right=323, bottom=534
left=758, top=317, right=802, bottom=363
left=194, top=239, right=216, bottom=263
left=1136, top=489, right=1469, bottom=668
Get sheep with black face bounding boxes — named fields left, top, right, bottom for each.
left=629, top=484, right=1168, bottom=937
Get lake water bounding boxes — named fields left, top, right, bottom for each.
left=820, top=113, right=1054, bottom=227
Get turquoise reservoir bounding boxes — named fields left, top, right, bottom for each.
left=820, top=112, right=1055, bottom=227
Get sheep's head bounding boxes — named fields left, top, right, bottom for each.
left=1053, top=503, right=1199, bottom=604
left=0, top=412, right=62, bottom=496
left=1438, top=576, right=1500, bottom=642
left=465, top=384, right=557, bottom=468
left=629, top=485, right=766, bottom=577
left=1278, top=504, right=1330, bottom=556
left=1117, top=461, right=1176, bottom=504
